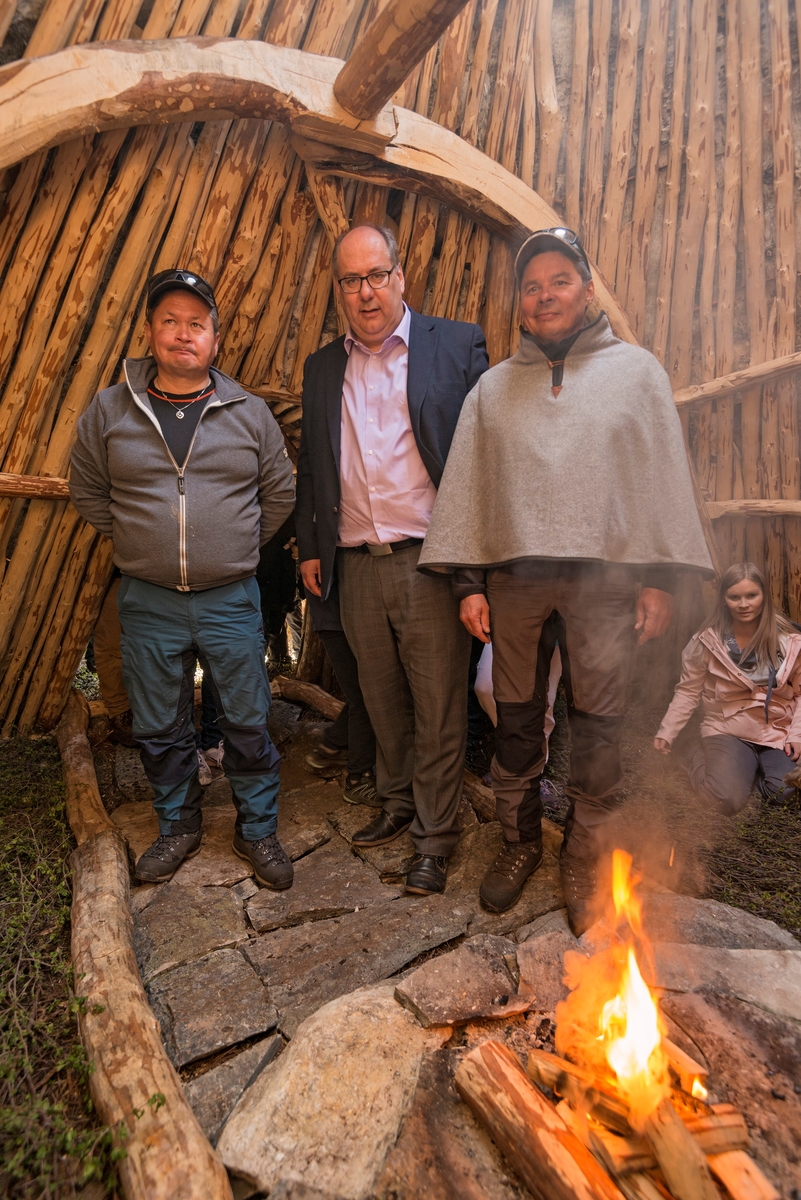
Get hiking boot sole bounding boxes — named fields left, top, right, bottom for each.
left=232, top=842, right=294, bottom=890
left=134, top=842, right=201, bottom=883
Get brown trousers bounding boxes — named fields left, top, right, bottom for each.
left=487, top=560, right=638, bottom=860
left=94, top=577, right=130, bottom=717
left=338, top=545, right=470, bottom=857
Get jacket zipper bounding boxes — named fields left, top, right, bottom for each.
left=124, top=365, right=245, bottom=591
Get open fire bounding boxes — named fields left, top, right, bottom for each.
left=456, top=848, right=779, bottom=1200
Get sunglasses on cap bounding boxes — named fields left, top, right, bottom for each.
left=147, top=268, right=218, bottom=311
left=515, top=227, right=591, bottom=278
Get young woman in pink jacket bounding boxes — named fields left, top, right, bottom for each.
left=654, top=563, right=801, bottom=814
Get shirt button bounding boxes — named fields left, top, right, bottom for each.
left=370, top=487, right=375, bottom=493
left=369, top=419, right=373, bottom=423
left=333, top=506, right=338, bottom=513
left=368, top=450, right=373, bottom=455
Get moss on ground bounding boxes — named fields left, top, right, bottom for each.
left=0, top=736, right=119, bottom=1198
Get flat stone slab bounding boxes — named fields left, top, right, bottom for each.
left=516, top=906, right=572, bottom=943
left=395, top=934, right=529, bottom=1026
left=112, top=801, right=331, bottom=889
left=243, top=896, right=473, bottom=1037
left=148, top=947, right=278, bottom=1067
left=373, top=1048, right=528, bottom=1200
left=647, top=944, right=801, bottom=1023
left=641, top=894, right=800, bottom=951
left=217, top=985, right=449, bottom=1200
left=183, top=1034, right=282, bottom=1142
left=516, top=928, right=580, bottom=1011
left=246, top=839, right=400, bottom=933
left=114, top=746, right=154, bottom=802
left=134, top=883, right=248, bottom=983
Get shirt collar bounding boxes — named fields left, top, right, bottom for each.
left=345, top=303, right=411, bottom=356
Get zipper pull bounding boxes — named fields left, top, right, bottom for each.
left=178, top=474, right=185, bottom=494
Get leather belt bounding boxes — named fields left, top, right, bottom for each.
left=351, top=537, right=424, bottom=556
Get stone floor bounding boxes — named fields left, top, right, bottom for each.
left=97, top=707, right=564, bottom=1194
left=95, top=708, right=801, bottom=1200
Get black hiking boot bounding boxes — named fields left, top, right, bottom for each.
left=135, top=830, right=202, bottom=883
left=233, top=831, right=294, bottom=890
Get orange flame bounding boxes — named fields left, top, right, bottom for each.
left=599, top=852, right=668, bottom=1118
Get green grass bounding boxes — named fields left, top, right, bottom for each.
left=0, top=737, right=119, bottom=1198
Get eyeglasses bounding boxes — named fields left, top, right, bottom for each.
left=337, top=265, right=397, bottom=294
left=147, top=269, right=217, bottom=308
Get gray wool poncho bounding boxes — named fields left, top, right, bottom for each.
left=418, top=314, right=713, bottom=574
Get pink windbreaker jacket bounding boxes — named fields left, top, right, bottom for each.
left=655, top=628, right=801, bottom=749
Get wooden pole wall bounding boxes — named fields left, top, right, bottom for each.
left=0, top=0, right=800, bottom=729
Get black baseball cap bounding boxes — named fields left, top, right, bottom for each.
left=147, top=268, right=218, bottom=316
left=514, top=227, right=592, bottom=282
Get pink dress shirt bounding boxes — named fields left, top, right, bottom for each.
left=338, top=305, right=437, bottom=547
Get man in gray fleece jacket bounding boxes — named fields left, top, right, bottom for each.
left=419, top=229, right=712, bottom=933
left=70, top=269, right=295, bottom=887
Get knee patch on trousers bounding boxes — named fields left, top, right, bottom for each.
left=495, top=700, right=548, bottom=776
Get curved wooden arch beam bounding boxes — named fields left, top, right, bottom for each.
left=0, top=37, right=635, bottom=341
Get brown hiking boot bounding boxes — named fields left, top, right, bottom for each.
left=479, top=840, right=542, bottom=913
left=560, top=854, right=599, bottom=936
left=109, top=709, right=138, bottom=748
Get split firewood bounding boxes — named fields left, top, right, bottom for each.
left=455, top=1039, right=627, bottom=1200
left=592, top=1109, right=749, bottom=1174
left=706, top=1151, right=780, bottom=1200
left=640, top=1097, right=720, bottom=1200
left=662, top=1037, right=708, bottom=1096
left=528, top=1048, right=634, bottom=1135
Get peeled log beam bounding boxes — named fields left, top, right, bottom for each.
left=455, top=1039, right=626, bottom=1200
left=0, top=38, right=636, bottom=343
left=707, top=499, right=801, bottom=519
left=0, top=471, right=70, bottom=499
left=333, top=0, right=473, bottom=121
left=71, top=829, right=233, bottom=1199
left=673, top=350, right=801, bottom=408
left=55, top=690, right=116, bottom=845
left=0, top=38, right=397, bottom=166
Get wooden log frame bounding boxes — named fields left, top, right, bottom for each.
left=56, top=691, right=234, bottom=1199
left=0, top=36, right=635, bottom=339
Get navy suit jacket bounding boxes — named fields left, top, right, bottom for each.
left=296, top=308, right=488, bottom=602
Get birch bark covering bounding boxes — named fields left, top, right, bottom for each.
left=0, top=0, right=799, bottom=727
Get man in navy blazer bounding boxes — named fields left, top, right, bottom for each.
left=296, top=223, right=488, bottom=895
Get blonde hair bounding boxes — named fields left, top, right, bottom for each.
left=707, top=562, right=794, bottom=669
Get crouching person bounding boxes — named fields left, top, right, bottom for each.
left=655, top=562, right=801, bottom=812
left=70, top=269, right=295, bottom=887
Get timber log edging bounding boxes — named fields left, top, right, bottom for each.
left=57, top=690, right=234, bottom=1200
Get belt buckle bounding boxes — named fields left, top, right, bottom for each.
left=367, top=543, right=393, bottom=556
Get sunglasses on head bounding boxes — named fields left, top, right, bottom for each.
left=147, top=269, right=217, bottom=307
left=531, top=228, right=591, bottom=272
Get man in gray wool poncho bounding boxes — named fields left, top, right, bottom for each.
left=418, top=227, right=713, bottom=934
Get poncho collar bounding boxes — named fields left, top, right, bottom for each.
left=515, top=311, right=614, bottom=365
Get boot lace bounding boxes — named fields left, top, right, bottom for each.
left=248, top=833, right=288, bottom=865
left=142, top=833, right=196, bottom=861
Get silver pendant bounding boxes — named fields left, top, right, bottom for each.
left=176, top=410, right=185, bottom=419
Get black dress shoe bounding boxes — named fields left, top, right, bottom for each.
left=404, top=854, right=448, bottom=895
left=351, top=810, right=412, bottom=847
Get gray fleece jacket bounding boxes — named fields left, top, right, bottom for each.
left=69, top=357, right=295, bottom=591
